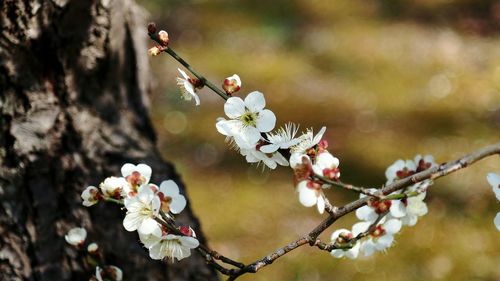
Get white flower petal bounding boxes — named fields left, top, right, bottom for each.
left=139, top=218, right=160, bottom=235
left=317, top=195, right=325, bottom=214
left=121, top=163, right=136, bottom=177
left=376, top=234, right=394, bottom=249
left=244, top=91, right=266, bottom=112
left=331, top=249, right=345, bottom=258
left=224, top=97, right=246, bottom=118
left=298, top=182, right=317, bottom=207
left=487, top=173, right=500, bottom=201
left=384, top=219, right=402, bottom=234
left=159, top=180, right=180, bottom=197
left=495, top=212, right=500, bottom=231
left=136, top=164, right=152, bottom=182
left=123, top=213, right=141, bottom=231
left=236, top=126, right=261, bottom=147
left=256, top=109, right=276, bottom=132
left=352, top=221, right=370, bottom=236
left=178, top=68, right=190, bottom=79
left=312, top=127, right=326, bottom=145
left=389, top=200, right=406, bottom=218
left=362, top=240, right=376, bottom=257
left=180, top=236, right=200, bottom=248
left=355, top=206, right=378, bottom=222
left=260, top=143, right=279, bottom=154
left=170, top=195, right=187, bottom=214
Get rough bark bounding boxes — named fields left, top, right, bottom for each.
left=0, top=0, right=217, bottom=280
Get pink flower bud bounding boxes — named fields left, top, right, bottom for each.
left=222, top=74, right=242, bottom=95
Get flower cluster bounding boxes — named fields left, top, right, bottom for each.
left=81, top=163, right=198, bottom=261
left=487, top=173, right=500, bottom=231
left=329, top=155, right=436, bottom=259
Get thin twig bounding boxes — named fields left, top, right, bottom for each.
left=148, top=32, right=229, bottom=100
left=315, top=174, right=381, bottom=197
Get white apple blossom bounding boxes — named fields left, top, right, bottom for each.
left=312, top=151, right=340, bottom=180
left=123, top=185, right=161, bottom=237
left=289, top=127, right=326, bottom=154
left=353, top=218, right=402, bottom=256
left=65, top=227, right=87, bottom=247
left=176, top=68, right=200, bottom=106
left=389, top=187, right=428, bottom=226
left=297, top=180, right=326, bottom=214
left=240, top=147, right=288, bottom=169
left=81, top=186, right=100, bottom=207
left=144, top=232, right=199, bottom=261
left=487, top=173, right=500, bottom=201
left=95, top=265, right=123, bottom=281
left=330, top=229, right=360, bottom=259
left=216, top=91, right=276, bottom=149
left=121, top=163, right=152, bottom=197
left=158, top=180, right=187, bottom=214
left=260, top=122, right=301, bottom=153
left=100, top=176, right=127, bottom=198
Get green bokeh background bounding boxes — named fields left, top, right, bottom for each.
left=139, top=1, right=500, bottom=280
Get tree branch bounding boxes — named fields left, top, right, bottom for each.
left=225, top=142, right=500, bottom=280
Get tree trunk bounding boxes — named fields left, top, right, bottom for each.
left=0, top=0, right=217, bottom=280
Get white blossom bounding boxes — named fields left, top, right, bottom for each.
left=385, top=159, right=416, bottom=184
left=353, top=218, right=402, bottom=256
left=290, top=127, right=326, bottom=154
left=123, top=185, right=161, bottom=237
left=355, top=189, right=387, bottom=223
left=216, top=91, right=276, bottom=149
left=389, top=190, right=428, bottom=226
left=158, top=180, right=187, bottom=214
left=260, top=122, right=301, bottom=153
left=297, top=180, right=325, bottom=214
left=81, top=186, right=100, bottom=207
left=312, top=151, right=340, bottom=180
left=65, top=227, right=87, bottom=246
left=100, top=177, right=127, bottom=198
left=330, top=229, right=360, bottom=259
left=145, top=233, right=199, bottom=261
left=176, top=68, right=200, bottom=106
left=121, top=163, right=152, bottom=196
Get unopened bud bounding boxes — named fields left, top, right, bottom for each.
left=147, top=22, right=157, bottom=34
left=158, top=30, right=169, bottom=46
left=222, top=74, right=242, bottom=95
left=148, top=46, right=161, bottom=56
left=87, top=242, right=99, bottom=253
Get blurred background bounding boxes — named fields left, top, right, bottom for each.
left=139, top=0, right=500, bottom=280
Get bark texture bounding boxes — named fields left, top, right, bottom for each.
left=0, top=0, right=217, bottom=280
